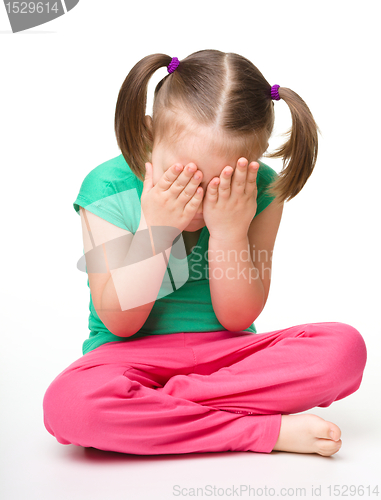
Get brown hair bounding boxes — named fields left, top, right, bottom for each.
left=115, top=50, right=320, bottom=204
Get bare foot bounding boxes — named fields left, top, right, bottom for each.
left=272, top=413, right=342, bottom=456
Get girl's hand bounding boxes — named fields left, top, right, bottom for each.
left=202, top=157, right=259, bottom=241
left=141, top=161, right=203, bottom=238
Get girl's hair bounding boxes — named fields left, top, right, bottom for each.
left=115, top=50, right=320, bottom=203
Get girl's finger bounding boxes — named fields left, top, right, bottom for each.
left=143, top=162, right=153, bottom=191
left=231, top=158, right=248, bottom=196
left=217, top=166, right=233, bottom=199
left=206, top=177, right=220, bottom=203
left=245, top=162, right=259, bottom=195
left=157, top=163, right=184, bottom=191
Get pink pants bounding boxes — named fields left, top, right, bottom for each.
left=43, top=322, right=367, bottom=455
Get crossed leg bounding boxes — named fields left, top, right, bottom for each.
left=43, top=322, right=367, bottom=455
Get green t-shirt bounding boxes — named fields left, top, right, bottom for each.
left=73, top=154, right=278, bottom=355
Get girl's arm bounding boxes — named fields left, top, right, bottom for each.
left=209, top=199, right=284, bottom=331
left=80, top=207, right=175, bottom=338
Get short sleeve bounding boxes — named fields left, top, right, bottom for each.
left=254, top=160, right=279, bottom=218
left=73, top=155, right=143, bottom=233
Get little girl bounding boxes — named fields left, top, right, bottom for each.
left=43, top=50, right=367, bottom=457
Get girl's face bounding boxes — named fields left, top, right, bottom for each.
left=150, top=128, right=266, bottom=232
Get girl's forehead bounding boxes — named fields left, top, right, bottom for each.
left=167, top=134, right=242, bottom=170
left=168, top=150, right=238, bottom=174
left=157, top=120, right=265, bottom=172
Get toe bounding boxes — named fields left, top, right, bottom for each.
left=314, top=417, right=341, bottom=441
left=316, top=438, right=342, bottom=456
left=328, top=422, right=342, bottom=441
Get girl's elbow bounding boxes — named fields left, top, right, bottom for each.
left=218, top=316, right=256, bottom=333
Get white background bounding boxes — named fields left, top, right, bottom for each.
left=0, top=1, right=380, bottom=499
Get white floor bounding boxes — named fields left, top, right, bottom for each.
left=1, top=297, right=380, bottom=500
left=1, top=401, right=379, bottom=500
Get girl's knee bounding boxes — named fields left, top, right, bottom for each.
left=323, top=322, right=367, bottom=372
left=43, top=375, right=67, bottom=440
left=43, top=372, right=88, bottom=444
left=43, top=365, right=131, bottom=445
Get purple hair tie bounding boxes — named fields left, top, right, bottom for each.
left=167, top=57, right=180, bottom=74
left=271, top=84, right=281, bottom=101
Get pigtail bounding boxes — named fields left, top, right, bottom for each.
left=114, top=53, right=173, bottom=181
left=264, top=87, right=321, bottom=204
